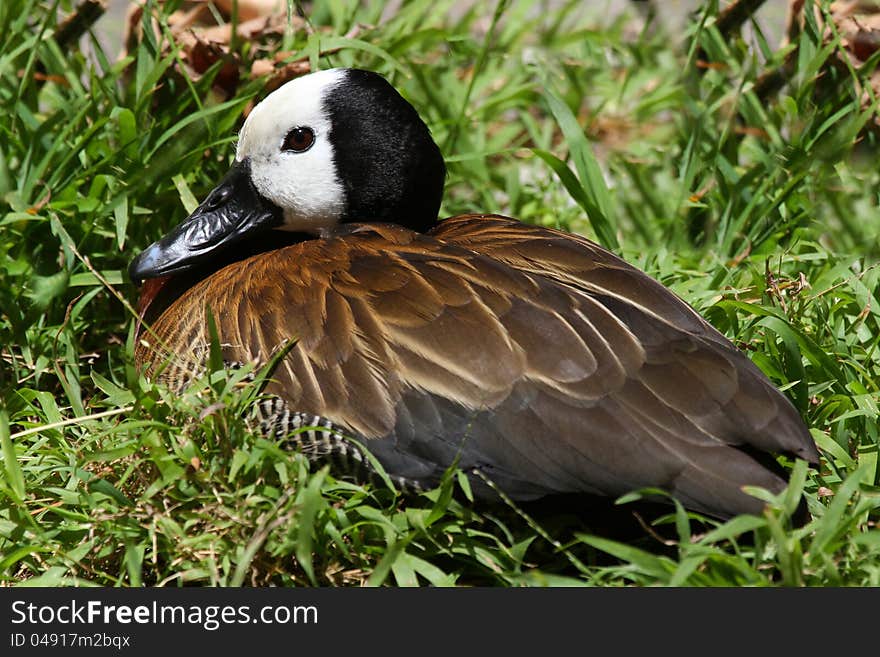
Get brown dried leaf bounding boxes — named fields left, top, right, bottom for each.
left=213, top=0, right=288, bottom=23
left=121, top=1, right=306, bottom=99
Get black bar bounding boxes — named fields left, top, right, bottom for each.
left=0, top=587, right=873, bottom=653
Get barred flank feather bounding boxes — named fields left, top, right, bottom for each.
left=253, top=394, right=423, bottom=493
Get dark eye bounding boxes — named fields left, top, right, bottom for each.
left=282, top=127, right=315, bottom=153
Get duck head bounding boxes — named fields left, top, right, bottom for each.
left=129, top=68, right=446, bottom=284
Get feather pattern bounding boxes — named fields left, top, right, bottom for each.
left=135, top=213, right=819, bottom=518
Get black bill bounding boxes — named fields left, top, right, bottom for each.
left=129, top=159, right=283, bottom=284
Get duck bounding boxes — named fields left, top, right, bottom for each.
left=129, top=67, right=820, bottom=521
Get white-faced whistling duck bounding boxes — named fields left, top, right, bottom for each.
left=129, top=68, right=819, bottom=520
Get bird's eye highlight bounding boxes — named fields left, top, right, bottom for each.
left=282, top=127, right=315, bottom=153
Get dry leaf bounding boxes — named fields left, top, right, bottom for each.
left=121, top=1, right=307, bottom=99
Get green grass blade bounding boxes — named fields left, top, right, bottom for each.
left=540, top=85, right=618, bottom=249
left=0, top=410, right=25, bottom=502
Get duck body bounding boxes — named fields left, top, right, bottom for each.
left=131, top=68, right=819, bottom=520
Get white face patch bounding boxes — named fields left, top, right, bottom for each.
left=236, top=68, right=348, bottom=234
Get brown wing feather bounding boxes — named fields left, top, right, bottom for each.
left=136, top=214, right=818, bottom=518
left=434, top=214, right=817, bottom=460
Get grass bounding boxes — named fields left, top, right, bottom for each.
left=1, top=0, right=879, bottom=586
